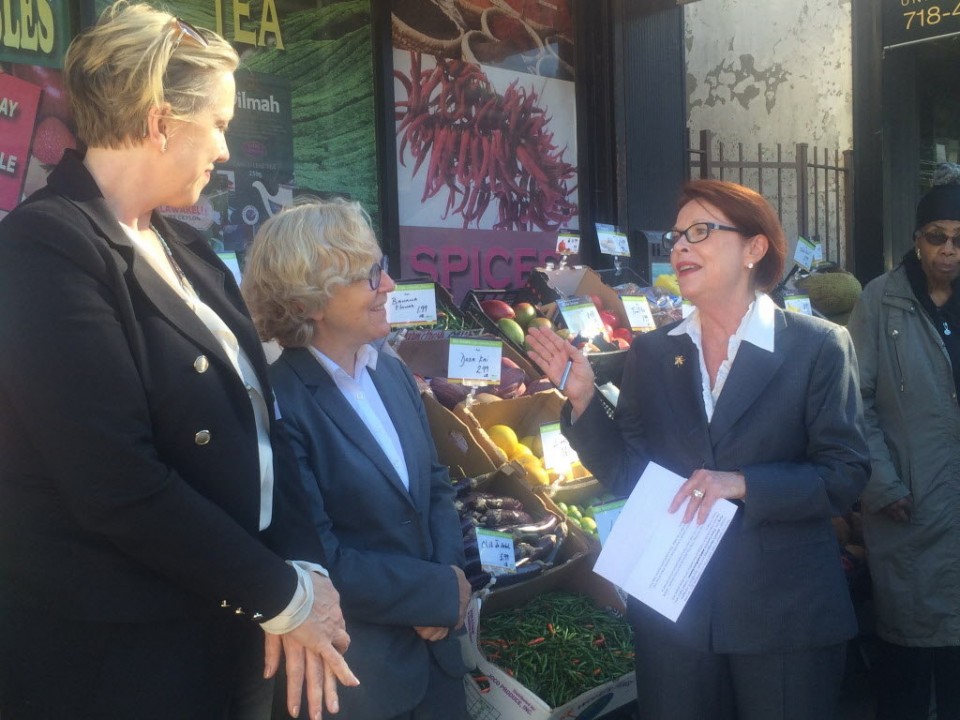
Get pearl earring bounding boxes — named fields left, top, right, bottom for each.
left=747, top=262, right=754, bottom=269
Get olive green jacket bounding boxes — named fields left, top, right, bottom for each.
left=847, top=265, right=960, bottom=646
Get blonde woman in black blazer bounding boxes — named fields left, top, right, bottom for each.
left=0, top=4, right=355, bottom=718
left=526, top=180, right=870, bottom=720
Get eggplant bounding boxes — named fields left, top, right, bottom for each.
left=481, top=509, right=534, bottom=527
left=514, top=541, right=535, bottom=561
left=511, top=513, right=560, bottom=541
left=463, top=492, right=523, bottom=513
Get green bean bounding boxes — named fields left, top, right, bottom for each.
left=477, top=592, right=634, bottom=707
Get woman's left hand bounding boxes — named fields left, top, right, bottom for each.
left=669, top=469, right=746, bottom=525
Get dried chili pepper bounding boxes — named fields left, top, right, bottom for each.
left=395, top=51, right=577, bottom=232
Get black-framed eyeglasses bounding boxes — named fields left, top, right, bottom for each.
left=662, top=222, right=745, bottom=252
left=368, top=256, right=389, bottom=291
left=170, top=17, right=208, bottom=51
left=917, top=229, right=960, bottom=249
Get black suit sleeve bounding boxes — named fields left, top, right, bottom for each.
left=0, top=210, right=297, bottom=619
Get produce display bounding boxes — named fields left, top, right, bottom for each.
left=477, top=592, right=634, bottom=707
left=553, top=494, right=618, bottom=542
left=429, top=355, right=541, bottom=408
left=454, top=477, right=568, bottom=588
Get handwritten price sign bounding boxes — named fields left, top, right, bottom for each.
left=621, top=295, right=656, bottom=333
left=447, top=337, right=502, bottom=385
left=784, top=294, right=813, bottom=315
left=540, top=422, right=580, bottom=472
left=386, top=283, right=437, bottom=326
left=557, top=297, right=604, bottom=339
left=596, top=222, right=630, bottom=257
left=476, top=528, right=516, bottom=574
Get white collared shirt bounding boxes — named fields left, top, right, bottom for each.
left=123, top=224, right=276, bottom=528
left=308, top=344, right=410, bottom=490
left=668, top=291, right=777, bottom=422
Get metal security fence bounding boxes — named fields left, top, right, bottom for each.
left=687, top=130, right=854, bottom=270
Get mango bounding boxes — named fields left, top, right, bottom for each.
left=497, top=317, right=525, bottom=347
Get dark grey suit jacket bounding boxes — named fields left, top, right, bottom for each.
left=269, top=347, right=469, bottom=719
left=564, top=308, right=869, bottom=654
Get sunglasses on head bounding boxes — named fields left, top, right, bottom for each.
left=169, top=17, right=208, bottom=50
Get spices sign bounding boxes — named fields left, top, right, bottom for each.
left=883, top=0, right=960, bottom=49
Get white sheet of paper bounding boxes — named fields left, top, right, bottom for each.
left=593, top=462, right=737, bottom=622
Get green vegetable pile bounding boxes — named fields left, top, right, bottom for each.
left=478, top=592, right=634, bottom=707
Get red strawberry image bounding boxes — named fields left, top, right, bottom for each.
left=32, top=116, right=77, bottom=166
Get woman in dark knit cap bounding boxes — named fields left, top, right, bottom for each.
left=848, top=163, right=960, bottom=720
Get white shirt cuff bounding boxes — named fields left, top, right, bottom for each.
left=259, top=561, right=327, bottom=634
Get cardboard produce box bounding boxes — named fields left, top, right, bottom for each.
left=463, top=569, right=635, bottom=720
left=472, top=468, right=591, bottom=605
left=422, top=390, right=499, bottom=479
left=465, top=391, right=599, bottom=488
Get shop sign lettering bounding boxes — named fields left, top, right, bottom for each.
left=0, top=0, right=69, bottom=66
left=214, top=0, right=284, bottom=50
left=883, top=0, right=960, bottom=49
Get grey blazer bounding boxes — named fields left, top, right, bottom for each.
left=269, top=347, right=469, bottom=719
left=564, top=307, right=870, bottom=655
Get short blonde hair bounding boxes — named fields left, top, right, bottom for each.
left=242, top=198, right=383, bottom=348
left=64, top=1, right=239, bottom=149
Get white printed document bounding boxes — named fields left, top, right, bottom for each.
left=593, top=462, right=737, bottom=622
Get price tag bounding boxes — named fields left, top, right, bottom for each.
left=793, top=236, right=817, bottom=271
left=596, top=224, right=630, bottom=257
left=784, top=294, right=813, bottom=315
left=557, top=232, right=580, bottom=254
left=591, top=500, right=626, bottom=546
left=446, top=337, right=502, bottom=385
left=476, top=528, right=516, bottom=574
left=539, top=422, right=580, bottom=472
left=621, top=295, right=656, bottom=333
left=386, top=283, right=437, bottom=326
left=557, top=297, right=604, bottom=339
left=813, top=241, right=824, bottom=265
left=681, top=300, right=694, bottom=319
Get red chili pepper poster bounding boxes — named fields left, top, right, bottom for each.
left=391, top=0, right=578, bottom=302
left=0, top=72, right=42, bottom=212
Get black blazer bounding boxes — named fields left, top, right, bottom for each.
left=0, top=151, right=317, bottom=623
left=269, top=347, right=469, bottom=719
left=564, top=308, right=870, bottom=654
